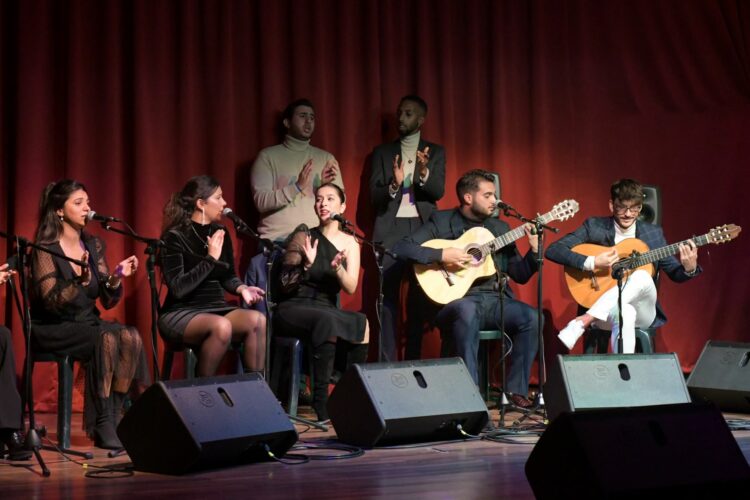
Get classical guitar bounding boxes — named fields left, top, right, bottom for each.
left=414, top=200, right=580, bottom=304
left=564, top=224, right=741, bottom=308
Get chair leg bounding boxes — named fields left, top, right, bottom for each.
left=162, top=349, right=174, bottom=382
left=477, top=340, right=489, bottom=401
left=57, top=356, right=74, bottom=449
left=635, top=329, right=655, bottom=354
left=269, top=338, right=301, bottom=416
left=184, top=348, right=197, bottom=379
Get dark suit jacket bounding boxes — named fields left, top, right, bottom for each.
left=545, top=216, right=701, bottom=327
left=370, top=138, right=445, bottom=244
left=392, top=208, right=538, bottom=300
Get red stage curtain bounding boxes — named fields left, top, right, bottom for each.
left=1, top=0, right=748, bottom=411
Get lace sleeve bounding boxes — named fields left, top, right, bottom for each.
left=32, top=248, right=81, bottom=316
left=92, top=237, right=122, bottom=309
left=279, top=227, right=308, bottom=294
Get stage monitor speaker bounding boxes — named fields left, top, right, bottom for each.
left=525, top=403, right=750, bottom=499
left=544, top=354, right=690, bottom=421
left=687, top=340, right=750, bottom=413
left=638, top=184, right=661, bottom=225
left=117, top=373, right=298, bottom=475
left=327, top=358, right=489, bottom=447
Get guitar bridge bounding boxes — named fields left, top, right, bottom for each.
left=439, top=266, right=455, bottom=286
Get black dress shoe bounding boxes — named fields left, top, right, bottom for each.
left=508, top=393, right=533, bottom=409
left=3, top=431, right=32, bottom=461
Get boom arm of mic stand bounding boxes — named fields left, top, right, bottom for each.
left=502, top=208, right=560, bottom=234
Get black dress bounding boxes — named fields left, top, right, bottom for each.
left=274, top=227, right=366, bottom=346
left=158, top=221, right=244, bottom=343
left=30, top=234, right=149, bottom=434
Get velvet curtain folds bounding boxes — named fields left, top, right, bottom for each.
left=2, top=0, right=749, bottom=410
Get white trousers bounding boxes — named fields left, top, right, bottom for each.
left=586, top=269, right=657, bottom=353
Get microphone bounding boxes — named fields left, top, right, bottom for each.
left=87, top=211, right=121, bottom=223
left=494, top=200, right=512, bottom=211
left=329, top=213, right=353, bottom=226
left=222, top=207, right=250, bottom=229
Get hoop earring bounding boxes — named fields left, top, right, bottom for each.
left=201, top=207, right=205, bottom=225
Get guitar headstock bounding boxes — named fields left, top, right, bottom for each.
left=542, top=199, right=580, bottom=223
left=707, top=224, right=741, bottom=244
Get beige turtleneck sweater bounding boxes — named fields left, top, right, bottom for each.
left=250, top=135, right=343, bottom=241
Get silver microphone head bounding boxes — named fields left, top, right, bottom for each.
left=222, top=207, right=234, bottom=215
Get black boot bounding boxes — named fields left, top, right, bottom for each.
left=1, top=429, right=32, bottom=460
left=311, top=342, right=336, bottom=422
left=344, top=342, right=369, bottom=370
left=93, top=395, right=122, bottom=450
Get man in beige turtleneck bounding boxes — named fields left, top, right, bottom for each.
left=370, top=95, right=446, bottom=361
left=250, top=98, right=343, bottom=243
left=246, top=99, right=343, bottom=315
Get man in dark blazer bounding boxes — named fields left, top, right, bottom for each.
left=546, top=178, right=700, bottom=353
left=392, top=170, right=540, bottom=408
left=370, top=95, right=446, bottom=361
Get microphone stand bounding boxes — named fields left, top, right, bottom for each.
left=335, top=221, right=396, bottom=364
left=1, top=230, right=94, bottom=476
left=499, top=205, right=559, bottom=424
left=226, top=218, right=327, bottom=431
left=97, top=221, right=163, bottom=382
left=612, top=265, right=626, bottom=354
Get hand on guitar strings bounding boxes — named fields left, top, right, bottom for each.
left=594, top=248, right=619, bottom=270
left=441, top=247, right=473, bottom=271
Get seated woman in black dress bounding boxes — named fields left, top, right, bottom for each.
left=159, top=175, right=266, bottom=377
left=275, top=182, right=369, bottom=421
left=30, top=180, right=149, bottom=450
left=1, top=264, right=31, bottom=460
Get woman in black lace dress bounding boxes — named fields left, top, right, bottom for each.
left=30, top=180, right=149, bottom=450
left=275, top=183, right=369, bottom=421
left=158, top=176, right=266, bottom=377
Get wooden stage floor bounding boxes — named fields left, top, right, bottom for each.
left=3, top=406, right=750, bottom=499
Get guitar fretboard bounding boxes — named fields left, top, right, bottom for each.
left=618, top=233, right=710, bottom=270
left=478, top=225, right=528, bottom=256
left=478, top=212, right=556, bottom=257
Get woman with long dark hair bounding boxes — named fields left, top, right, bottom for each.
left=159, top=175, right=266, bottom=377
left=30, top=180, right=148, bottom=450
left=274, top=182, right=369, bottom=422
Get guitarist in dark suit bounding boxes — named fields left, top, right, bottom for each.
left=370, top=95, right=446, bottom=361
left=392, top=169, right=540, bottom=408
left=545, top=179, right=700, bottom=353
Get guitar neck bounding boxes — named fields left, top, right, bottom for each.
left=480, top=225, right=527, bottom=256
left=627, top=233, right=710, bottom=268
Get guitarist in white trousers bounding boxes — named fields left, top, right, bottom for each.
left=546, top=179, right=700, bottom=353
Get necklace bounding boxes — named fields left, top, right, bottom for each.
left=190, top=222, right=211, bottom=248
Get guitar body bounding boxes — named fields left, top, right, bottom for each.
left=414, top=226, right=498, bottom=304
left=564, top=239, right=656, bottom=308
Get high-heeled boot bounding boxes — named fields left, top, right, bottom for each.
left=344, top=342, right=369, bottom=370
left=93, top=394, right=122, bottom=450
left=311, top=342, right=336, bottom=422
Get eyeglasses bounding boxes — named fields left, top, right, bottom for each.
left=613, top=204, right=643, bottom=215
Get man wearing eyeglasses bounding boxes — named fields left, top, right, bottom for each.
left=545, top=178, right=700, bottom=353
